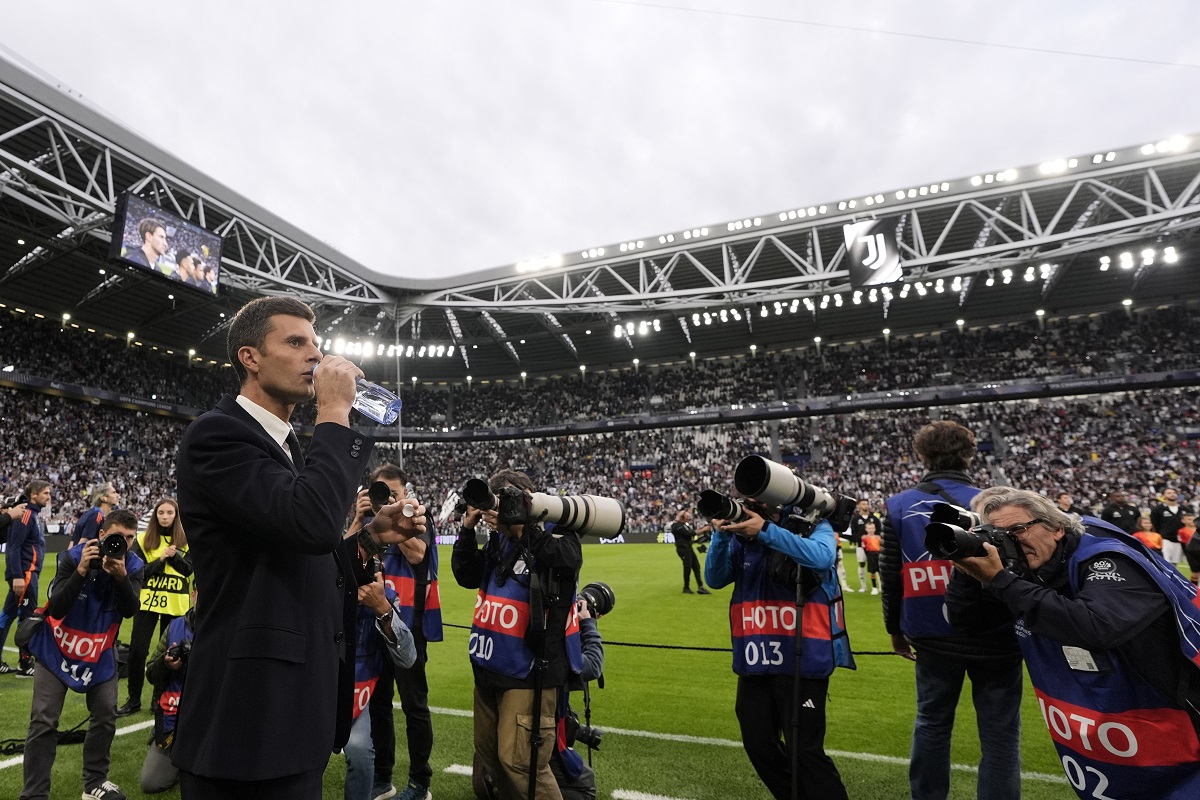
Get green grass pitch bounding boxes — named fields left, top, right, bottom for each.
left=0, top=543, right=1077, bottom=799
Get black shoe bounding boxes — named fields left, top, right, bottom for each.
left=682, top=587, right=694, bottom=594
left=697, top=586, right=712, bottom=595
left=115, top=700, right=141, bottom=717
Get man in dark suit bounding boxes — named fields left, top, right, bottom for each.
left=172, top=297, right=425, bottom=799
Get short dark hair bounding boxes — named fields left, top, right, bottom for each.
left=488, top=469, right=536, bottom=494
left=370, top=463, right=411, bottom=485
left=227, top=297, right=316, bottom=385
left=175, top=250, right=193, bottom=265
left=138, top=218, right=164, bottom=242
left=25, top=479, right=50, bottom=498
left=912, top=421, right=976, bottom=471
left=101, top=508, right=139, bottom=533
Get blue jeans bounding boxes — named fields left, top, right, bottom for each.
left=342, top=707, right=374, bottom=800
left=909, top=651, right=1022, bottom=800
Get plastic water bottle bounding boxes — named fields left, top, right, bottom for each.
left=313, top=366, right=402, bottom=425
left=350, top=379, right=403, bottom=426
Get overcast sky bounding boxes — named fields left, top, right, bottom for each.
left=3, top=1, right=1199, bottom=282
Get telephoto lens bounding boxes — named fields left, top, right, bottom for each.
left=578, top=582, right=615, bottom=617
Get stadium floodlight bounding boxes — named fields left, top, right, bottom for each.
left=813, top=336, right=822, bottom=344
left=1164, top=247, right=1179, bottom=264
left=1141, top=249, right=1155, bottom=265
left=61, top=313, right=70, bottom=321
left=1122, top=298, right=1133, bottom=306
left=1119, top=252, right=1134, bottom=269
left=1035, top=309, right=1045, bottom=317
left=520, top=371, right=527, bottom=378
left=689, top=351, right=696, bottom=358
left=579, top=365, right=586, bottom=372
left=466, top=375, right=472, bottom=383
left=406, top=345, right=414, bottom=357
left=411, top=376, right=418, bottom=384
left=632, top=358, right=639, bottom=366
left=956, top=319, right=965, bottom=327
left=749, top=344, right=757, bottom=351
left=882, top=328, right=891, bottom=335
left=127, top=332, right=135, bottom=339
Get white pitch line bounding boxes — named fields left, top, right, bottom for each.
left=444, top=764, right=473, bottom=776
left=613, top=790, right=694, bottom=800
left=0, top=719, right=154, bottom=771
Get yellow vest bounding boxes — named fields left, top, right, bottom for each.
left=137, top=533, right=192, bottom=616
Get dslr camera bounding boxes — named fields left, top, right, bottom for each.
left=89, top=531, right=129, bottom=569
left=461, top=479, right=626, bottom=539
left=696, top=455, right=856, bottom=532
left=165, top=639, right=192, bottom=662
left=924, top=503, right=1026, bottom=574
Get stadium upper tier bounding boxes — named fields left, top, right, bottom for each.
left=1, top=304, right=1197, bottom=432
left=2, top=56, right=1200, bottom=381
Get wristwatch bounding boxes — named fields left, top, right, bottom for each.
left=376, top=609, right=393, bottom=627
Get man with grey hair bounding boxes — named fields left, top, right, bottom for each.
left=70, top=482, right=120, bottom=545
left=950, top=488, right=1200, bottom=799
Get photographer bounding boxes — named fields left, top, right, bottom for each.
left=950, top=488, right=1200, bottom=799
left=879, top=421, right=1021, bottom=800
left=704, top=503, right=854, bottom=800
left=355, top=465, right=442, bottom=800
left=140, top=590, right=197, bottom=794
left=452, top=469, right=583, bottom=800
left=20, top=508, right=145, bottom=800
left=340, top=568, right=417, bottom=800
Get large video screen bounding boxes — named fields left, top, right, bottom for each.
left=109, top=193, right=223, bottom=296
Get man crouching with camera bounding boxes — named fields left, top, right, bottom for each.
left=452, top=469, right=584, bottom=800
left=948, top=488, right=1200, bottom=799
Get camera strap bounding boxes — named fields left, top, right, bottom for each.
left=915, top=481, right=961, bottom=506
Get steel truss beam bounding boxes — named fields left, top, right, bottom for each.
left=410, top=150, right=1200, bottom=314
left=0, top=78, right=391, bottom=305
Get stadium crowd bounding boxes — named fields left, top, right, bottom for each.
left=5, top=380, right=1193, bottom=533
left=2, top=305, right=1198, bottom=432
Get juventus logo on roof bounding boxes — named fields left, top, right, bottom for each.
left=843, top=217, right=904, bottom=288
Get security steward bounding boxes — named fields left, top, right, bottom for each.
left=950, top=488, right=1200, bottom=799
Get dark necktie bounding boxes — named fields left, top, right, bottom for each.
left=285, top=430, right=305, bottom=466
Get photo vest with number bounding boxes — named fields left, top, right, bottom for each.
left=351, top=604, right=385, bottom=721
left=1017, top=522, right=1200, bottom=799
left=137, top=533, right=191, bottom=617
left=469, top=537, right=582, bottom=680
left=380, top=541, right=443, bottom=641
left=156, top=613, right=193, bottom=743
left=886, top=480, right=980, bottom=638
left=728, top=526, right=854, bottom=678
left=28, top=542, right=145, bottom=691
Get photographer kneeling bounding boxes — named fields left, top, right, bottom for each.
left=452, top=469, right=583, bottom=800
left=948, top=488, right=1200, bottom=799
left=704, top=503, right=854, bottom=800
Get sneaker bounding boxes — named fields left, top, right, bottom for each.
left=373, top=783, right=398, bottom=800
left=0, top=661, right=13, bottom=674
left=871, top=587, right=879, bottom=595
left=82, top=780, right=127, bottom=800
left=15, top=663, right=35, bottom=678
left=840, top=583, right=852, bottom=591
left=115, top=700, right=141, bottom=717
left=697, top=586, right=711, bottom=595
left=682, top=587, right=694, bottom=594
left=857, top=586, right=866, bottom=592
left=395, top=781, right=431, bottom=800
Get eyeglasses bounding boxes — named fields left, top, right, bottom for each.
left=1002, top=520, right=1044, bottom=536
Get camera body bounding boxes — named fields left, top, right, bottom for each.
left=89, top=531, right=129, bottom=569
left=165, top=639, right=192, bottom=662
left=924, top=503, right=1025, bottom=573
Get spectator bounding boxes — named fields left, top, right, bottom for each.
left=1152, top=487, right=1192, bottom=568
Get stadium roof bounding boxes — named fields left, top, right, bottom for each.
left=2, top=54, right=1199, bottom=386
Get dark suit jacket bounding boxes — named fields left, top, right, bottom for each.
left=172, top=394, right=372, bottom=780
